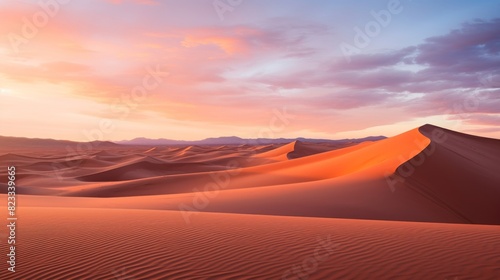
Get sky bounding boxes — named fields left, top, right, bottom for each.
left=0, top=0, right=499, bottom=141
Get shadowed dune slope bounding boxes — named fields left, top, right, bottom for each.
left=253, top=140, right=347, bottom=161
left=287, top=140, right=361, bottom=159
left=390, top=124, right=500, bottom=225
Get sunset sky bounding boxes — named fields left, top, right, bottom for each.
left=1, top=0, right=499, bottom=141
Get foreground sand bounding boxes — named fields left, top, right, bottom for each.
left=0, top=124, right=499, bottom=279
left=7, top=207, right=500, bottom=280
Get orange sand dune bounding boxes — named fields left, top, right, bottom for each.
left=48, top=128, right=425, bottom=198
left=253, top=140, right=356, bottom=161
left=76, top=157, right=228, bottom=181
left=4, top=207, right=499, bottom=280
left=5, top=125, right=500, bottom=225
left=287, top=140, right=363, bottom=159
left=1, top=124, right=500, bottom=279
left=391, top=124, right=500, bottom=225
left=253, top=141, right=297, bottom=161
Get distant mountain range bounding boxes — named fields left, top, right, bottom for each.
left=0, top=135, right=119, bottom=148
left=115, top=136, right=386, bottom=146
left=0, top=135, right=386, bottom=147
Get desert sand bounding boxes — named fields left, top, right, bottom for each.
left=1, top=124, right=499, bottom=279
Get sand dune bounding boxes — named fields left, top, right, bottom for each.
left=5, top=207, right=499, bottom=280
left=392, top=124, right=500, bottom=224
left=253, top=141, right=297, bottom=161
left=287, top=140, right=363, bottom=159
left=76, top=156, right=229, bottom=181
left=59, top=128, right=424, bottom=197
left=253, top=140, right=356, bottom=161
left=2, top=124, right=500, bottom=279
left=4, top=125, right=499, bottom=225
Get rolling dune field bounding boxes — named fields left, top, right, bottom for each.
left=1, top=124, right=500, bottom=279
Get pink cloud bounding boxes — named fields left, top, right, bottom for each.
left=105, top=0, right=159, bottom=5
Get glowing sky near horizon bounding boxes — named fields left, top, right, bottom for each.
left=1, top=0, right=499, bottom=141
